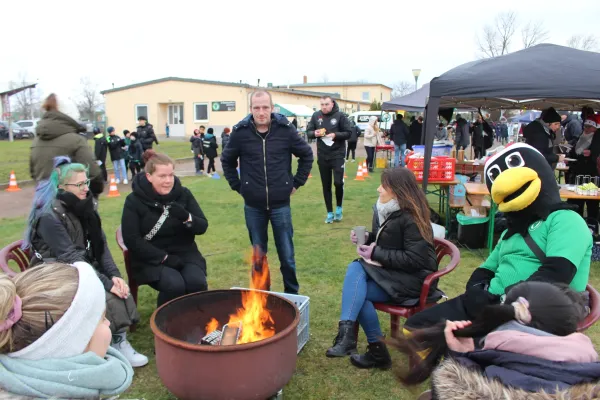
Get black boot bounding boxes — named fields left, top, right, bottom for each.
left=326, top=321, right=358, bottom=357
left=350, top=341, right=392, bottom=369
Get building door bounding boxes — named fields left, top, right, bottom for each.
left=168, top=104, right=185, bottom=137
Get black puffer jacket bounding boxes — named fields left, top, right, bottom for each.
left=390, top=119, right=409, bottom=146
left=121, top=174, right=208, bottom=284
left=30, top=198, right=121, bottom=292
left=106, top=134, right=125, bottom=161
left=306, top=101, right=352, bottom=160
left=136, top=123, right=158, bottom=150
left=360, top=207, right=439, bottom=305
left=524, top=120, right=558, bottom=166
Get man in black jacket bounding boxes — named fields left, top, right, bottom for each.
left=524, top=107, right=565, bottom=168
left=221, top=90, right=313, bottom=294
left=307, top=96, right=351, bottom=223
left=390, top=114, right=409, bottom=167
left=136, top=116, right=159, bottom=151
left=93, top=127, right=108, bottom=182
left=407, top=116, right=423, bottom=149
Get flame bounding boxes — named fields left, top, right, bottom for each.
left=206, top=317, right=219, bottom=334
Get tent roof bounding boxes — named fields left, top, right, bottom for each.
left=381, top=83, right=429, bottom=111
left=274, top=103, right=315, bottom=117
left=430, top=44, right=600, bottom=111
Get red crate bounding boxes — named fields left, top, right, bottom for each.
left=407, top=157, right=456, bottom=182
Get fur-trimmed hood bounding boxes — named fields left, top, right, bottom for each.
left=432, top=358, right=600, bottom=399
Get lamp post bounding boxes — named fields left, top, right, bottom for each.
left=412, top=69, right=421, bottom=91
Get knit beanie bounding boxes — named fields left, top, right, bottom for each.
left=541, top=107, right=561, bottom=124
left=107, top=126, right=115, bottom=134
left=207, top=128, right=214, bottom=134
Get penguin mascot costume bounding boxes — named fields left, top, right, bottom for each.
left=405, top=143, right=592, bottom=330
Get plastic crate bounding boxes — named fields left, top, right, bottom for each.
left=407, top=157, right=456, bottom=182
left=231, top=287, right=310, bottom=354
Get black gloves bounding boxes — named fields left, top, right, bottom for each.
left=169, top=203, right=190, bottom=222
left=163, top=254, right=182, bottom=270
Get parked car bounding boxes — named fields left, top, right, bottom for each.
left=15, top=119, right=39, bottom=138
left=0, top=121, right=29, bottom=140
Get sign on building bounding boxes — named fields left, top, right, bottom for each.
left=212, top=101, right=236, bottom=112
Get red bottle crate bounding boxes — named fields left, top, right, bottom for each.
left=407, top=157, right=456, bottom=182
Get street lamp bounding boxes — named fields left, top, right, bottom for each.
left=412, top=69, right=421, bottom=91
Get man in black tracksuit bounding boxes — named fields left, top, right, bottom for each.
left=307, top=96, right=352, bottom=224
left=136, top=116, right=159, bottom=151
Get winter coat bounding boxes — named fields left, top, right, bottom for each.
left=408, top=120, right=423, bottom=148
left=202, top=133, right=218, bottom=158
left=190, top=135, right=203, bottom=156
left=29, top=199, right=121, bottom=292
left=136, top=123, right=158, bottom=150
left=360, top=207, right=439, bottom=304
left=524, top=120, right=558, bottom=166
left=121, top=174, right=208, bottom=285
left=363, top=124, right=379, bottom=147
left=94, top=133, right=108, bottom=163
left=221, top=113, right=314, bottom=210
left=106, top=134, right=125, bottom=161
left=30, top=110, right=103, bottom=195
left=390, top=119, right=409, bottom=146
left=455, top=117, right=471, bottom=148
left=499, top=123, right=509, bottom=139
left=431, top=351, right=600, bottom=399
left=128, top=139, right=144, bottom=162
left=435, top=127, right=448, bottom=141
left=563, top=114, right=583, bottom=144
left=567, top=131, right=600, bottom=180
left=221, top=133, right=231, bottom=148
left=348, top=125, right=359, bottom=144
left=470, top=121, right=485, bottom=147
left=306, top=101, right=352, bottom=160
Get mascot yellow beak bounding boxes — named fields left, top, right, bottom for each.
left=491, top=167, right=541, bottom=212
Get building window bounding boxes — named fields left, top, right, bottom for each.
left=194, top=103, right=209, bottom=122
left=135, top=104, right=148, bottom=121
left=362, top=91, right=370, bottom=101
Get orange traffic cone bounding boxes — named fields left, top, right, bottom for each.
left=6, top=171, right=21, bottom=192
left=354, top=166, right=364, bottom=181
left=344, top=170, right=348, bottom=179
left=362, top=161, right=370, bottom=178
left=107, top=175, right=120, bottom=198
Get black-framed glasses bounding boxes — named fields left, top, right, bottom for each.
left=64, top=179, right=90, bottom=190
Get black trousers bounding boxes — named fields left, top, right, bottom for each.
left=129, top=161, right=141, bottom=178
left=365, top=146, right=375, bottom=170
left=194, top=155, right=203, bottom=172
left=207, top=156, right=216, bottom=174
left=149, top=264, right=207, bottom=307
left=99, top=162, right=108, bottom=182
left=474, top=146, right=484, bottom=159
left=346, top=142, right=357, bottom=160
left=318, top=157, right=345, bottom=213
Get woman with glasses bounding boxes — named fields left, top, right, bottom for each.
left=23, top=156, right=148, bottom=367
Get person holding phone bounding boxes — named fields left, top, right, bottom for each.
left=325, top=168, right=438, bottom=369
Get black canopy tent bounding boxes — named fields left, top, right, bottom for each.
left=382, top=83, right=430, bottom=111
left=421, top=44, right=600, bottom=189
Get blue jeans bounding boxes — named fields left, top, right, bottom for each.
left=113, top=158, right=127, bottom=182
left=394, top=144, right=406, bottom=167
left=244, top=205, right=298, bottom=294
left=340, top=261, right=391, bottom=343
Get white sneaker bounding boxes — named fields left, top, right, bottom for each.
left=112, top=338, right=149, bottom=367
left=123, top=179, right=129, bottom=185
left=115, top=179, right=121, bottom=184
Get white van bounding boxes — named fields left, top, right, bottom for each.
left=15, top=119, right=39, bottom=137
left=348, top=111, right=398, bottom=133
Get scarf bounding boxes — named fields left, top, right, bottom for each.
left=57, top=191, right=104, bottom=262
left=575, top=132, right=594, bottom=155
left=376, top=198, right=400, bottom=225
left=0, top=347, right=133, bottom=399
left=132, top=172, right=182, bottom=205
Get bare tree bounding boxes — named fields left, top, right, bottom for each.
left=391, top=81, right=414, bottom=98
left=521, top=20, right=549, bottom=48
left=9, top=74, right=40, bottom=119
left=477, top=11, right=518, bottom=57
left=74, top=77, right=101, bottom=121
left=567, top=34, right=599, bottom=51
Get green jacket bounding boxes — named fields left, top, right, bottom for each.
left=30, top=111, right=104, bottom=195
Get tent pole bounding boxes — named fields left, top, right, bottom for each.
left=421, top=97, right=441, bottom=191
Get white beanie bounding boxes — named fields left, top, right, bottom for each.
left=8, top=262, right=106, bottom=360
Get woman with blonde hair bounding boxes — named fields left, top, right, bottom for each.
left=0, top=262, right=133, bottom=399
left=363, top=116, right=380, bottom=172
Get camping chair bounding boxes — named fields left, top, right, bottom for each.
left=0, top=240, right=30, bottom=278
left=116, top=226, right=139, bottom=306
left=578, top=284, right=600, bottom=332
left=374, top=237, right=460, bottom=338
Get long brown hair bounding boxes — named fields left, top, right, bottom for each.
left=381, top=168, right=432, bottom=243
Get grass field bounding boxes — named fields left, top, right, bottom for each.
left=0, top=138, right=192, bottom=183
left=1, top=158, right=599, bottom=399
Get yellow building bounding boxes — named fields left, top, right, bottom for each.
left=281, top=77, right=393, bottom=104
left=100, top=77, right=380, bottom=138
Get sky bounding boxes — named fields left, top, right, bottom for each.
left=3, top=0, right=598, bottom=116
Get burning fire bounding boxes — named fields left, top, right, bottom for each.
left=205, top=246, right=275, bottom=344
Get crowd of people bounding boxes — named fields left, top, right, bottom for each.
left=1, top=90, right=599, bottom=399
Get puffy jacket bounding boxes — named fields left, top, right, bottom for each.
left=360, top=206, right=439, bottom=304
left=94, top=133, right=107, bottom=162
left=306, top=101, right=351, bottom=160
left=348, top=125, right=359, bottom=144
left=190, top=135, right=203, bottom=156
left=222, top=133, right=231, bottom=148
left=455, top=117, right=471, bottom=148
left=563, top=114, right=583, bottom=144
left=128, top=139, right=144, bottom=162
left=220, top=113, right=314, bottom=210
left=390, top=119, right=409, bottom=146
left=202, top=133, right=218, bottom=158
left=524, top=120, right=558, bottom=166
left=29, top=198, right=121, bottom=292
left=106, top=135, right=125, bottom=161
left=121, top=174, right=208, bottom=284
left=471, top=121, right=485, bottom=147
left=30, top=111, right=103, bottom=196
left=136, top=123, right=158, bottom=150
